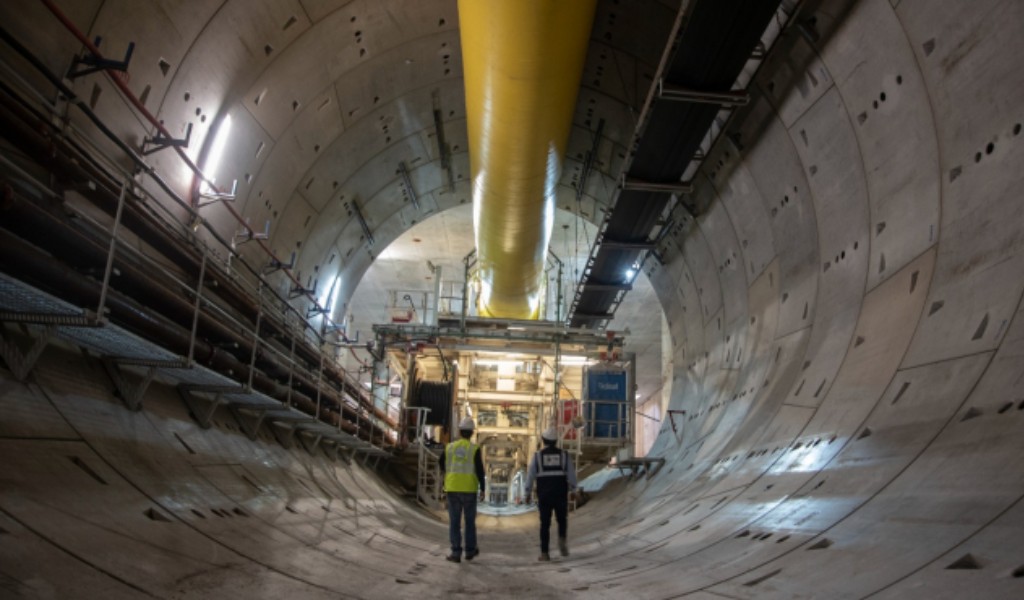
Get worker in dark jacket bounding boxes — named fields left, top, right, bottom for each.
left=439, top=416, right=486, bottom=563
left=524, top=426, right=578, bottom=561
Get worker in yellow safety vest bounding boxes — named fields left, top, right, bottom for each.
left=439, top=416, right=486, bottom=563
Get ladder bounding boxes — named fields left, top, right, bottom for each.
left=418, top=444, right=442, bottom=509
left=405, top=406, right=443, bottom=509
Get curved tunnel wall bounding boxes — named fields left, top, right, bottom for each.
left=1, top=0, right=1023, bottom=598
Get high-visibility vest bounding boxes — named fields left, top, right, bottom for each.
left=535, top=447, right=569, bottom=478
left=444, top=438, right=480, bottom=493
left=533, top=447, right=570, bottom=494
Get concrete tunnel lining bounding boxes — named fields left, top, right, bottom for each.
left=1, top=0, right=1024, bottom=598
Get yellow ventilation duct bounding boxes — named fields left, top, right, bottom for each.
left=458, top=0, right=597, bottom=319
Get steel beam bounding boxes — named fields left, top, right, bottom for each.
left=657, top=80, right=750, bottom=107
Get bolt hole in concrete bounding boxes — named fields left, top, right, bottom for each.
left=986, top=142, right=995, bottom=154
left=945, top=553, right=981, bottom=570
left=1014, top=123, right=1022, bottom=135
left=144, top=507, right=172, bottom=522
left=69, top=456, right=108, bottom=485
left=960, top=407, right=983, bottom=422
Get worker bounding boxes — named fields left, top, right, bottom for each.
left=439, top=416, right=486, bottom=563
left=524, top=426, right=578, bottom=561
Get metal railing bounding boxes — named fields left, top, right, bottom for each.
left=581, top=400, right=631, bottom=442
left=0, top=26, right=396, bottom=456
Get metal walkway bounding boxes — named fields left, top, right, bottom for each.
left=0, top=273, right=389, bottom=463
left=569, top=0, right=788, bottom=328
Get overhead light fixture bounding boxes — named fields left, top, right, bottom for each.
left=199, top=114, right=232, bottom=194
left=559, top=355, right=591, bottom=365
left=475, top=359, right=523, bottom=367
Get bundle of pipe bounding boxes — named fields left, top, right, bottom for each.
left=458, top=0, right=597, bottom=319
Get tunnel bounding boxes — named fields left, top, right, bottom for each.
left=1, top=0, right=1023, bottom=598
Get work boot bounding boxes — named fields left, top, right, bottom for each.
left=465, top=549, right=479, bottom=561
left=445, top=553, right=461, bottom=563
left=538, top=552, right=551, bottom=562
left=559, top=537, right=569, bottom=557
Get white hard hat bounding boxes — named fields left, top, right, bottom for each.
left=458, top=417, right=475, bottom=431
left=541, top=426, right=558, bottom=441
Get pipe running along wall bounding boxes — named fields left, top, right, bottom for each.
left=458, top=0, right=597, bottom=319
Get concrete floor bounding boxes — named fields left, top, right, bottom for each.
left=2, top=0, right=1024, bottom=598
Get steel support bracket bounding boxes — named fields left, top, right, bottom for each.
left=288, top=278, right=317, bottom=300
left=102, top=358, right=156, bottom=411
left=102, top=357, right=185, bottom=411
left=263, top=252, right=295, bottom=275
left=322, top=440, right=340, bottom=462
left=67, top=37, right=135, bottom=80
left=0, top=324, right=56, bottom=381
left=198, top=179, right=239, bottom=208
left=667, top=409, right=686, bottom=434
left=270, top=421, right=298, bottom=449
left=616, top=457, right=665, bottom=480
left=229, top=405, right=267, bottom=441
left=297, top=431, right=323, bottom=456
left=142, top=122, right=193, bottom=156
left=178, top=384, right=239, bottom=429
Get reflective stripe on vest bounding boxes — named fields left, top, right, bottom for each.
left=536, top=449, right=567, bottom=477
left=444, top=439, right=479, bottom=492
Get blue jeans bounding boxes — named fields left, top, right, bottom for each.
left=447, top=492, right=478, bottom=555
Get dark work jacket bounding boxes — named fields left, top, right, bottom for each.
left=526, top=445, right=577, bottom=497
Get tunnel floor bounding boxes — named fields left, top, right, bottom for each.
left=0, top=341, right=665, bottom=599
left=5, top=309, right=1024, bottom=599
